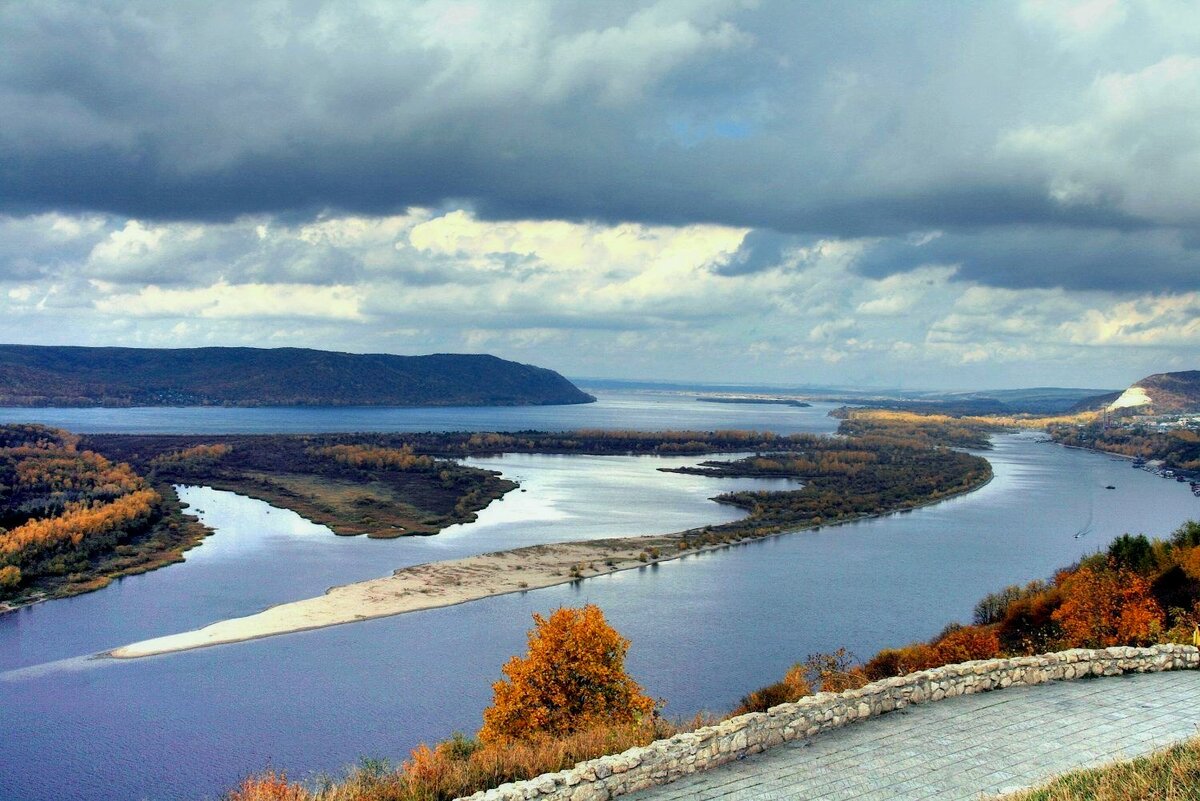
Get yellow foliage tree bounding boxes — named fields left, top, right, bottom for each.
left=479, top=605, right=655, bottom=744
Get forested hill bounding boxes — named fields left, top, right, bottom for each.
left=0, top=345, right=595, bottom=407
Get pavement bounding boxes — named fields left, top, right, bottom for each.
left=628, top=670, right=1200, bottom=801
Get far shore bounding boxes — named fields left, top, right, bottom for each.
left=106, top=471, right=992, bottom=660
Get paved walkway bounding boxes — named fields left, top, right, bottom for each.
left=630, top=671, right=1200, bottom=801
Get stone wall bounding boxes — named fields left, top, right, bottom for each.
left=459, top=644, right=1200, bottom=801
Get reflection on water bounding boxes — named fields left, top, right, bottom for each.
left=0, top=453, right=789, bottom=672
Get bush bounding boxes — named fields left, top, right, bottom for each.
left=479, top=605, right=655, bottom=744
left=735, top=664, right=812, bottom=713
left=929, top=625, right=1000, bottom=665
left=998, top=590, right=1064, bottom=655
left=225, top=771, right=308, bottom=801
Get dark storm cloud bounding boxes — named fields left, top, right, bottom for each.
left=855, top=227, right=1200, bottom=293
left=2, top=1, right=1199, bottom=292
left=711, top=230, right=798, bottom=277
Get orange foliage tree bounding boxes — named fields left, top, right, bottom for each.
left=1052, top=565, right=1164, bottom=647
left=479, top=605, right=655, bottom=744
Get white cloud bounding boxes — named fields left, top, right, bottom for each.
left=94, top=282, right=366, bottom=320
left=1000, top=54, right=1200, bottom=224
left=0, top=206, right=1196, bottom=388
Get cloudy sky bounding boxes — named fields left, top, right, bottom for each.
left=2, top=0, right=1198, bottom=389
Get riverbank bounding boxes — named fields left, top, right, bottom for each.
left=107, top=468, right=992, bottom=659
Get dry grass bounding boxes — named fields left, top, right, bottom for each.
left=996, top=737, right=1200, bottom=801
left=223, top=718, right=714, bottom=801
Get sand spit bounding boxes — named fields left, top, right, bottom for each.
left=107, top=469, right=995, bottom=660
left=107, top=536, right=682, bottom=659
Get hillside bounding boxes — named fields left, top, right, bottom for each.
left=0, top=345, right=595, bottom=407
left=1104, top=370, right=1200, bottom=414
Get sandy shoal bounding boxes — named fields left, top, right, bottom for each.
left=108, top=536, right=681, bottom=659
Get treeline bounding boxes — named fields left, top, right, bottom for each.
left=310, top=444, right=436, bottom=471
left=1050, top=423, right=1200, bottom=472
left=832, top=408, right=1000, bottom=450
left=0, top=424, right=204, bottom=603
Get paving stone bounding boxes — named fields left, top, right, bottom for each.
left=627, top=671, right=1200, bottom=801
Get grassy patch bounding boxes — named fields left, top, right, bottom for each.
left=998, top=737, right=1200, bottom=801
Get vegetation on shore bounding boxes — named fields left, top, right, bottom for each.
left=84, top=434, right=518, bottom=539
left=995, top=736, right=1200, bottom=801
left=7, top=412, right=998, bottom=609
left=0, top=424, right=207, bottom=607
left=736, top=520, right=1200, bottom=709
left=1050, top=423, right=1200, bottom=473
left=85, top=419, right=994, bottom=547
left=665, top=442, right=990, bottom=537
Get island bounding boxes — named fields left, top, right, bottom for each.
left=98, top=420, right=993, bottom=657
left=696, top=396, right=812, bottom=408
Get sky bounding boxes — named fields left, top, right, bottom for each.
left=1, top=0, right=1199, bottom=390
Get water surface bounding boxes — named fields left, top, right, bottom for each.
left=0, top=390, right=843, bottom=435
left=0, top=400, right=1197, bottom=801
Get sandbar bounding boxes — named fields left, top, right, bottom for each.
left=108, top=535, right=684, bottom=659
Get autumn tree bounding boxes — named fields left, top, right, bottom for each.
left=0, top=565, right=20, bottom=592
left=479, top=605, right=655, bottom=744
left=1052, top=565, right=1164, bottom=647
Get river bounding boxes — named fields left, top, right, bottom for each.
left=0, top=391, right=1197, bottom=801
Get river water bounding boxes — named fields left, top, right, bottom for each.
left=0, top=391, right=1197, bottom=801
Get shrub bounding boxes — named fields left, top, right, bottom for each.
left=479, top=605, right=655, bottom=745
left=863, top=643, right=938, bottom=678
left=804, top=648, right=868, bottom=692
left=929, top=625, right=1001, bottom=665
left=1171, top=521, right=1200, bottom=549
left=998, top=590, right=1064, bottom=655
left=225, top=771, right=308, bottom=801
left=973, top=580, right=1050, bottom=626
left=735, top=663, right=812, bottom=713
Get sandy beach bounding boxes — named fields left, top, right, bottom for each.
left=108, top=535, right=685, bottom=658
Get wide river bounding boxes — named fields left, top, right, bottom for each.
left=0, top=390, right=1197, bottom=801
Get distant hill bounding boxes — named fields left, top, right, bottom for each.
left=1101, top=370, right=1200, bottom=415
left=0, top=345, right=595, bottom=408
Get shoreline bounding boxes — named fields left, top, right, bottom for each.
left=1, top=484, right=213, bottom=616
left=106, top=469, right=993, bottom=660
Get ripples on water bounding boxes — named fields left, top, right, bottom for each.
left=0, top=396, right=1197, bottom=801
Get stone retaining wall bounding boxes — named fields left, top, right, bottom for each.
left=460, top=644, right=1200, bottom=801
